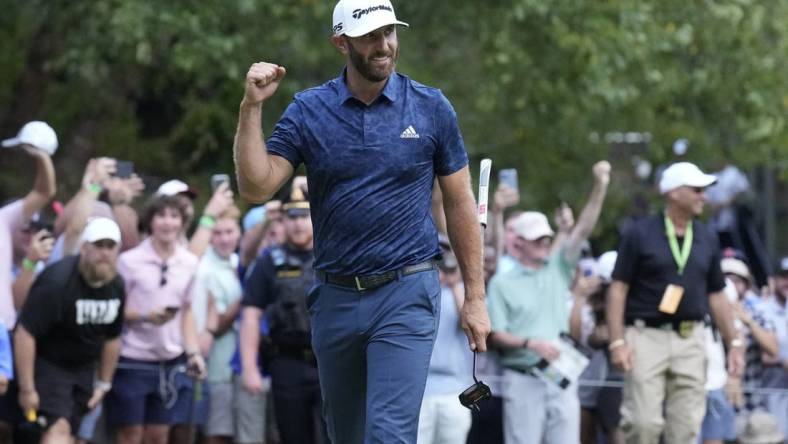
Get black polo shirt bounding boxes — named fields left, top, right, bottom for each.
left=612, top=213, right=725, bottom=322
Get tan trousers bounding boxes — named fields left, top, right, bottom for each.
left=620, top=323, right=707, bottom=444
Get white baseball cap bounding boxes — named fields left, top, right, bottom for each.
left=332, top=0, right=408, bottom=37
left=721, top=257, right=751, bottom=281
left=658, top=162, right=717, bottom=194
left=156, top=179, right=197, bottom=199
left=513, top=212, right=555, bottom=241
left=81, top=217, right=121, bottom=244
left=2, top=121, right=58, bottom=155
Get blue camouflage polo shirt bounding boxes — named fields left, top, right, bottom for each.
left=267, top=69, right=468, bottom=275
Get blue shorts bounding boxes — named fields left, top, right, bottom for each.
left=104, top=356, right=192, bottom=426
left=699, top=388, right=736, bottom=442
left=171, top=372, right=210, bottom=426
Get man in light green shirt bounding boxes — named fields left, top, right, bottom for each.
left=487, top=161, right=611, bottom=444
left=191, top=207, right=243, bottom=442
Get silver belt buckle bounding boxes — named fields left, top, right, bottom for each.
left=355, top=276, right=366, bottom=291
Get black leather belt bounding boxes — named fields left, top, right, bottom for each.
left=318, top=260, right=436, bottom=291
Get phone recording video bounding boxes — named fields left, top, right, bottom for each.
left=114, top=161, right=134, bottom=179
left=498, top=168, right=518, bottom=190
left=211, top=174, right=230, bottom=192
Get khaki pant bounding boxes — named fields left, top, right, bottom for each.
left=620, top=323, right=707, bottom=444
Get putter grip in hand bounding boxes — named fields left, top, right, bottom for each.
left=478, top=159, right=492, bottom=227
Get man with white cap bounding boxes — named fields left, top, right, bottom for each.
left=233, top=0, right=489, bottom=442
left=486, top=161, right=611, bottom=444
left=607, top=161, right=745, bottom=444
left=14, top=217, right=125, bottom=443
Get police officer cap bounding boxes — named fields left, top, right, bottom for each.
left=282, top=185, right=310, bottom=217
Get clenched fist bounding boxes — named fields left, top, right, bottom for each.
left=243, top=62, right=287, bottom=106
left=592, top=160, right=611, bottom=186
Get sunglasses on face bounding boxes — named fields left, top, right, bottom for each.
left=159, top=263, right=168, bottom=287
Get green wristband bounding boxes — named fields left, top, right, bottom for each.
left=22, top=258, right=37, bottom=271
left=199, top=215, right=216, bottom=229
left=88, top=183, right=103, bottom=194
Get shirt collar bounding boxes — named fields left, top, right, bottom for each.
left=141, top=237, right=185, bottom=266
left=336, top=68, right=400, bottom=105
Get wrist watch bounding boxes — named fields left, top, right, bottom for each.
left=95, top=380, right=112, bottom=392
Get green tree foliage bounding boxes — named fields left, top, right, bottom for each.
left=1, top=0, right=785, bottom=248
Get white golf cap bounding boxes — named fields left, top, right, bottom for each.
left=156, top=179, right=197, bottom=199
left=721, top=257, right=751, bottom=281
left=1, top=121, right=58, bottom=155
left=81, top=217, right=121, bottom=244
left=332, top=0, right=408, bottom=37
left=658, top=162, right=717, bottom=194
left=513, top=212, right=555, bottom=241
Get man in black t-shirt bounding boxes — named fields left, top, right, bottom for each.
left=606, top=163, right=744, bottom=444
left=14, top=217, right=125, bottom=442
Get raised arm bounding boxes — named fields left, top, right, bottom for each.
left=489, top=184, right=519, bottom=257
left=564, top=161, right=611, bottom=261
left=438, top=166, right=490, bottom=352
left=234, top=62, right=294, bottom=203
left=58, top=158, right=115, bottom=255
left=21, top=146, right=56, bottom=221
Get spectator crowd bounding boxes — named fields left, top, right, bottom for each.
left=1, top=119, right=786, bottom=444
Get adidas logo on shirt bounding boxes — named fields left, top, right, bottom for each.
left=400, top=125, right=420, bottom=139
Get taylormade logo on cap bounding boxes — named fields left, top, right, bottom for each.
left=352, top=4, right=392, bottom=19
left=333, top=0, right=408, bottom=38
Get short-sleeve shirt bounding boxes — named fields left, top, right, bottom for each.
left=18, top=256, right=125, bottom=370
left=117, top=238, right=198, bottom=361
left=266, top=70, right=469, bottom=275
left=612, top=214, right=725, bottom=322
left=191, top=247, right=242, bottom=383
left=740, top=293, right=776, bottom=410
left=0, top=200, right=25, bottom=327
left=761, top=295, right=787, bottom=361
left=242, top=246, right=313, bottom=311
left=487, top=249, right=577, bottom=369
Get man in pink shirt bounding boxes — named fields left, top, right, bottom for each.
left=104, top=194, right=206, bottom=444
left=0, top=121, right=57, bottom=442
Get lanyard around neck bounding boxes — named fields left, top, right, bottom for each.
left=664, top=215, right=693, bottom=275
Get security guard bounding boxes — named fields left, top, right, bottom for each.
left=239, top=185, right=327, bottom=444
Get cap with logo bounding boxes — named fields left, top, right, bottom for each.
left=156, top=179, right=198, bottom=200
left=81, top=217, right=121, bottom=245
left=282, top=185, right=310, bottom=218
left=2, top=121, right=59, bottom=155
left=658, top=162, right=717, bottom=194
left=332, top=0, right=408, bottom=37
left=513, top=212, right=555, bottom=241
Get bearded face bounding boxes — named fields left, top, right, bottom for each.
left=79, top=240, right=120, bottom=286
